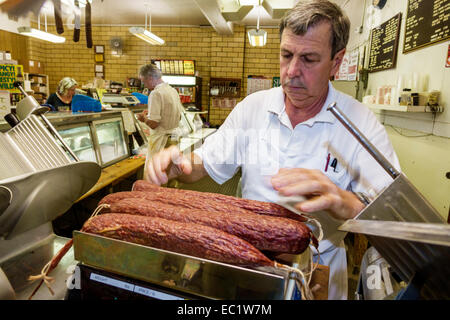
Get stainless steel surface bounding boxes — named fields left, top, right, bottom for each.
left=16, top=96, right=40, bottom=121
left=355, top=173, right=444, bottom=223
left=101, top=93, right=140, bottom=106
left=0, top=115, right=73, bottom=180
left=0, top=161, right=101, bottom=239
left=0, top=267, right=15, bottom=299
left=365, top=235, right=450, bottom=299
left=45, top=110, right=124, bottom=126
left=343, top=221, right=450, bottom=299
left=0, top=100, right=102, bottom=299
left=0, top=232, right=75, bottom=300
left=0, top=186, right=12, bottom=216
left=339, top=220, right=450, bottom=247
left=327, top=102, right=400, bottom=179
left=329, top=103, right=449, bottom=299
left=73, top=231, right=294, bottom=300
left=39, top=114, right=80, bottom=161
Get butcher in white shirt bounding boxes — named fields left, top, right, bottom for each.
left=143, top=0, right=400, bottom=300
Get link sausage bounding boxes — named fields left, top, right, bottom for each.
left=103, top=198, right=312, bottom=254
left=82, top=213, right=274, bottom=267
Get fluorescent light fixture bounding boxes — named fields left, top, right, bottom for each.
left=238, top=0, right=261, bottom=5
left=162, top=75, right=196, bottom=86
left=247, top=1, right=266, bottom=47
left=247, top=29, right=267, bottom=46
left=129, top=27, right=165, bottom=45
left=17, top=26, right=66, bottom=43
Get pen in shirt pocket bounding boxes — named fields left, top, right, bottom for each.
left=330, top=158, right=338, bottom=172
left=324, top=153, right=331, bottom=172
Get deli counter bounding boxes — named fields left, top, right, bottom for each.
left=48, top=111, right=131, bottom=167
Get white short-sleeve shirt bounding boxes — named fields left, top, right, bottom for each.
left=194, top=82, right=400, bottom=299
left=195, top=82, right=399, bottom=204
left=147, top=82, right=182, bottom=134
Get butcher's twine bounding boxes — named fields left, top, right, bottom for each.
left=27, top=204, right=110, bottom=299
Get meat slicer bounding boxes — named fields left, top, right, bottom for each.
left=328, top=103, right=450, bottom=300
left=0, top=83, right=101, bottom=299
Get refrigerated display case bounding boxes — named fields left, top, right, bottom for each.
left=46, top=111, right=131, bottom=168
left=92, top=118, right=128, bottom=166
left=57, top=124, right=96, bottom=163
left=164, top=76, right=202, bottom=111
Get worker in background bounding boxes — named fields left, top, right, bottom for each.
left=46, top=77, right=78, bottom=111
left=143, top=0, right=400, bottom=299
left=136, top=63, right=182, bottom=179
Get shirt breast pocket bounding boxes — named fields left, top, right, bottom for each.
left=324, top=159, right=348, bottom=188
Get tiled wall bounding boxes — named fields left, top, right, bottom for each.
left=7, top=24, right=282, bottom=126
left=0, top=30, right=29, bottom=66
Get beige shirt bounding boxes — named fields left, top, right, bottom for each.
left=147, top=82, right=182, bottom=134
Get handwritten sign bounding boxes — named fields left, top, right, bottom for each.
left=0, top=64, right=23, bottom=93
left=368, top=13, right=402, bottom=72
left=183, top=60, right=195, bottom=75
left=404, top=0, right=450, bottom=53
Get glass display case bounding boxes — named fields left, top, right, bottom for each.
left=58, top=124, right=96, bottom=163
left=47, top=111, right=131, bottom=168
left=185, top=112, right=204, bottom=132
left=92, top=118, right=128, bottom=166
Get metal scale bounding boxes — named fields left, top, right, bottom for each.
left=70, top=232, right=313, bottom=300
left=328, top=103, right=450, bottom=300
left=0, top=83, right=101, bottom=299
left=101, top=93, right=140, bottom=107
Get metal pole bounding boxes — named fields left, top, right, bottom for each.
left=327, top=102, right=400, bottom=179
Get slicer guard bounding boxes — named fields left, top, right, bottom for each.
left=327, top=103, right=449, bottom=299
left=0, top=161, right=101, bottom=240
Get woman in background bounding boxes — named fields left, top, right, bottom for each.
left=46, top=77, right=78, bottom=111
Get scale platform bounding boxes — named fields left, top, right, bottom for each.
left=71, top=231, right=317, bottom=300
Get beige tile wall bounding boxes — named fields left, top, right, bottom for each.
left=25, top=24, right=281, bottom=126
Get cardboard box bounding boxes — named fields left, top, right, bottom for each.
left=37, top=61, right=45, bottom=74
left=26, top=60, right=40, bottom=74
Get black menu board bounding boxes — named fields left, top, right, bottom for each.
left=368, top=13, right=402, bottom=73
left=404, top=0, right=450, bottom=53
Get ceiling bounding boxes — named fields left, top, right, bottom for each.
left=37, top=0, right=292, bottom=29
left=1, top=0, right=347, bottom=33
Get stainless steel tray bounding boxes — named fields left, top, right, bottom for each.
left=73, top=231, right=303, bottom=300
left=339, top=220, right=450, bottom=299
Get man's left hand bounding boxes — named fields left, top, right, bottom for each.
left=271, top=168, right=364, bottom=220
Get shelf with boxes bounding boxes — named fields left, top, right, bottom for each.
left=208, top=78, right=241, bottom=124
left=24, top=73, right=49, bottom=104
left=364, top=87, right=443, bottom=113
left=365, top=104, right=444, bottom=113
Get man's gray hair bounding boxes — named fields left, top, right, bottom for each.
left=139, top=63, right=162, bottom=79
left=57, top=77, right=77, bottom=95
left=279, top=0, right=350, bottom=58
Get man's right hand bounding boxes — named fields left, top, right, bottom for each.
left=145, top=145, right=193, bottom=185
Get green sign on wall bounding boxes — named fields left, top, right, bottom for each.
left=0, top=64, right=23, bottom=92
left=272, top=76, right=281, bottom=87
